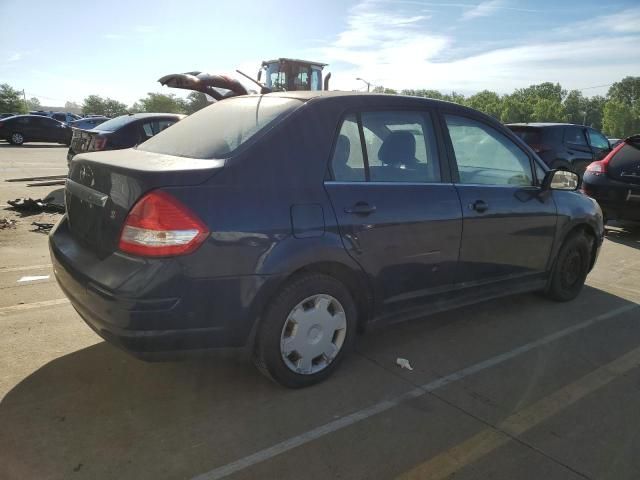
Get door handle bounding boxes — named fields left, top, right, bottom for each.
left=470, top=200, right=488, bottom=213
left=345, top=202, right=376, bottom=215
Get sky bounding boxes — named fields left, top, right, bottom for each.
left=0, top=0, right=639, bottom=107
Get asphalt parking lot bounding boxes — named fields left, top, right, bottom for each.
left=1, top=142, right=640, bottom=480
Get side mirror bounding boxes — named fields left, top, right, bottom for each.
left=542, top=169, right=580, bottom=191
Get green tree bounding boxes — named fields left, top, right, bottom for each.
left=500, top=95, right=531, bottom=123
left=102, top=98, right=128, bottom=117
left=26, top=97, right=41, bottom=110
left=514, top=82, right=565, bottom=104
left=563, top=90, right=586, bottom=124
left=585, top=95, right=606, bottom=130
left=466, top=90, right=502, bottom=119
left=184, top=92, right=210, bottom=114
left=82, top=95, right=107, bottom=115
left=0, top=84, right=27, bottom=113
left=532, top=99, right=567, bottom=122
left=607, top=76, right=640, bottom=108
left=602, top=100, right=636, bottom=137
left=136, top=92, right=186, bottom=113
left=401, top=89, right=445, bottom=99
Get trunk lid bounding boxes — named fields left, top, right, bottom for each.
left=70, top=128, right=102, bottom=155
left=65, top=148, right=224, bottom=257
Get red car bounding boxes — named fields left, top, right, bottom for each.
left=582, top=135, right=640, bottom=223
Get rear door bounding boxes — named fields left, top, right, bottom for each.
left=324, top=109, right=462, bottom=317
left=40, top=117, right=66, bottom=142
left=563, top=126, right=593, bottom=175
left=442, top=112, right=557, bottom=286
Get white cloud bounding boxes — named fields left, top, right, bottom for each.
left=7, top=53, right=22, bottom=62
left=103, top=33, right=124, bottom=40
left=461, top=0, right=505, bottom=21
left=321, top=1, right=640, bottom=96
left=135, top=25, right=157, bottom=33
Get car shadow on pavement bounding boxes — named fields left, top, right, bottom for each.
left=0, top=144, right=66, bottom=149
left=0, top=287, right=637, bottom=479
left=606, top=223, right=640, bottom=250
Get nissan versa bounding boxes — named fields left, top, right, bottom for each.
left=50, top=92, right=604, bottom=388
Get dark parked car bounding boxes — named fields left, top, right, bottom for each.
left=50, top=112, right=82, bottom=123
left=507, top=123, right=611, bottom=176
left=0, top=115, right=71, bottom=145
left=68, top=116, right=110, bottom=130
left=50, top=92, right=603, bottom=388
left=67, top=112, right=183, bottom=163
left=583, top=135, right=640, bottom=223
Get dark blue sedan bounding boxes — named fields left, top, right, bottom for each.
left=50, top=92, right=603, bottom=387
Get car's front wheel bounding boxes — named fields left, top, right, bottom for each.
left=9, top=132, right=24, bottom=145
left=254, top=273, right=357, bottom=388
left=545, top=231, right=592, bottom=302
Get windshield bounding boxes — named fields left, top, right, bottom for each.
left=138, top=96, right=303, bottom=158
left=93, top=115, right=136, bottom=132
left=264, top=63, right=286, bottom=90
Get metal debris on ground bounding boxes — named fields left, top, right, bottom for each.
left=0, top=218, right=17, bottom=230
left=7, top=188, right=65, bottom=214
left=27, top=180, right=66, bottom=187
left=32, top=222, right=55, bottom=232
left=5, top=174, right=67, bottom=183
left=396, top=358, right=414, bottom=371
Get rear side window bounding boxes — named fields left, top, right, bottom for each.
left=139, top=96, right=303, bottom=159
left=446, top=114, right=533, bottom=186
left=331, top=114, right=366, bottom=182
left=95, top=115, right=136, bottom=132
left=609, top=140, right=640, bottom=178
left=330, top=110, right=440, bottom=183
left=564, top=127, right=587, bottom=146
left=509, top=128, right=541, bottom=145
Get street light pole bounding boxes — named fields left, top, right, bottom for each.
left=22, top=89, right=27, bottom=112
left=356, top=77, right=371, bottom=92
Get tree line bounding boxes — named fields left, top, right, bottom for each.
left=374, top=76, right=639, bottom=138
left=1, top=76, right=638, bottom=137
left=0, top=84, right=210, bottom=118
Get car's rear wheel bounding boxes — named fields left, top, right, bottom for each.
left=545, top=231, right=592, bottom=302
left=9, top=132, right=24, bottom=145
left=253, top=273, right=357, bottom=388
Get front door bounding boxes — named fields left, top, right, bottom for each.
left=564, top=125, right=594, bottom=176
left=325, top=110, right=462, bottom=316
left=442, top=112, right=557, bottom=286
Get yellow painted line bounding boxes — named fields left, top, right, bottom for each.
left=0, top=264, right=52, bottom=273
left=396, top=344, right=640, bottom=480
left=0, top=298, right=69, bottom=315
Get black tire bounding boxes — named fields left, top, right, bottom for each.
left=253, top=273, right=357, bottom=388
left=545, top=232, right=592, bottom=302
left=9, top=132, right=24, bottom=145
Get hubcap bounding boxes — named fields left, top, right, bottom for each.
left=280, top=294, right=347, bottom=375
left=12, top=133, right=23, bottom=144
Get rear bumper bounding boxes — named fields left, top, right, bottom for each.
left=582, top=174, right=640, bottom=221
left=50, top=217, right=281, bottom=359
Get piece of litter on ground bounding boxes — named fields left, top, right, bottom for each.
left=0, top=218, right=17, bottom=230
left=396, top=358, right=413, bottom=371
left=17, top=275, right=50, bottom=283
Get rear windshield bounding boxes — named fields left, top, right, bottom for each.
left=93, top=115, right=136, bottom=132
left=138, top=96, right=303, bottom=159
left=508, top=127, right=542, bottom=145
left=609, top=139, right=640, bottom=172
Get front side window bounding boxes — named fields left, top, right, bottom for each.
left=564, top=126, right=587, bottom=146
left=311, top=68, right=322, bottom=91
left=445, top=114, right=533, bottom=186
left=588, top=128, right=610, bottom=150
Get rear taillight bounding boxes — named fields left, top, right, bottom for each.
left=118, top=191, right=209, bottom=257
left=94, top=136, right=107, bottom=150
left=585, top=141, right=626, bottom=176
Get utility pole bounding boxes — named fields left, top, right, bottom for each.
left=22, top=89, right=27, bottom=112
